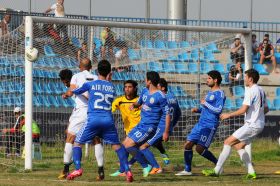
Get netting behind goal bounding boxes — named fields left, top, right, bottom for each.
left=0, top=16, right=250, bottom=171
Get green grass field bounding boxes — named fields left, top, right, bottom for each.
left=0, top=139, right=280, bottom=186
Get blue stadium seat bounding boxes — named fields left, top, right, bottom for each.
left=188, top=63, right=198, bottom=74
left=266, top=99, right=276, bottom=111
left=162, top=62, right=176, bottom=73
left=167, top=41, right=178, bottom=49
left=206, top=42, right=221, bottom=53
left=44, top=45, right=57, bottom=57
left=213, top=64, right=225, bottom=74
left=167, top=51, right=179, bottom=62
left=38, top=95, right=51, bottom=107
left=154, top=40, right=166, bottom=49
left=180, top=41, right=191, bottom=48
left=178, top=99, right=190, bottom=109
left=176, top=86, right=188, bottom=97
left=175, top=62, right=189, bottom=74
left=235, top=98, right=243, bottom=108
left=71, top=37, right=82, bottom=48
left=273, top=98, right=280, bottom=110
left=33, top=96, right=43, bottom=107
left=178, top=52, right=193, bottom=62
left=253, top=64, right=269, bottom=75
left=140, top=39, right=153, bottom=48
left=112, top=72, right=122, bottom=81
left=148, top=62, right=163, bottom=72
left=191, top=50, right=206, bottom=62
left=224, top=99, right=234, bottom=110
left=233, top=86, right=245, bottom=98
left=43, top=83, right=52, bottom=94
left=200, top=63, right=213, bottom=74
left=128, top=49, right=140, bottom=60
left=48, top=95, right=60, bottom=107
left=204, top=50, right=219, bottom=63
left=276, top=87, right=280, bottom=97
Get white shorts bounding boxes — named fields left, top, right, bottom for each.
left=232, top=123, right=263, bottom=145
left=68, top=107, right=88, bottom=135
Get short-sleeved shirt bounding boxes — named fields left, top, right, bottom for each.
left=112, top=95, right=140, bottom=134
left=252, top=40, right=259, bottom=54
left=51, top=3, right=65, bottom=17
left=242, top=84, right=267, bottom=129
left=259, top=44, right=274, bottom=57
left=230, top=43, right=244, bottom=56
left=70, top=70, right=98, bottom=108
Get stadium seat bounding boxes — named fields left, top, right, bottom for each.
left=253, top=64, right=269, bottom=75
left=188, top=63, right=198, bottom=74
left=200, top=63, right=212, bottom=74
left=128, top=49, right=140, bottom=60
left=204, top=50, right=219, bottom=63
left=180, top=41, right=191, bottom=48
left=167, top=41, right=178, bottom=49
left=140, top=39, right=153, bottom=48
left=266, top=99, right=276, bottom=111
left=178, top=99, right=190, bottom=110
left=148, top=62, right=163, bottom=72
left=273, top=98, right=280, bottom=110
left=233, top=86, right=245, bottom=98
left=206, top=42, right=221, bottom=53
left=175, top=62, right=189, bottom=74
left=167, top=51, right=179, bottom=62
left=71, top=37, right=82, bottom=48
left=235, top=98, right=243, bottom=108
left=176, top=86, right=188, bottom=97
left=48, top=95, right=60, bottom=108
left=191, top=50, right=206, bottom=62
left=213, top=64, right=225, bottom=74
left=33, top=96, right=43, bottom=107
left=154, top=40, right=166, bottom=49
left=162, top=62, right=176, bottom=73
left=44, top=45, right=57, bottom=57
left=178, top=52, right=193, bottom=62
left=224, top=99, right=233, bottom=110
left=276, top=87, right=280, bottom=97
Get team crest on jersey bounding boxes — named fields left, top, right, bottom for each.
left=149, top=97, right=155, bottom=104
left=209, top=95, right=215, bottom=100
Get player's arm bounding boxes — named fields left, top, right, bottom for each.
left=130, top=89, right=144, bottom=110
left=201, top=93, right=224, bottom=114
left=173, top=103, right=182, bottom=126
left=112, top=97, right=120, bottom=113
left=63, top=82, right=89, bottom=98
left=160, top=97, right=170, bottom=142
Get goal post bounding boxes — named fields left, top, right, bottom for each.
left=23, top=16, right=252, bottom=170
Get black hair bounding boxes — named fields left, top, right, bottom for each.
left=146, top=71, right=160, bottom=87
left=124, top=80, right=138, bottom=98
left=263, top=38, right=269, bottom=43
left=252, top=34, right=256, bottom=38
left=264, top=33, right=269, bottom=37
left=98, top=60, right=111, bottom=77
left=158, top=78, right=168, bottom=92
left=207, top=70, right=222, bottom=85
left=245, top=69, right=259, bottom=84
left=59, top=69, right=73, bottom=81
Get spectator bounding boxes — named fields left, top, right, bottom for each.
left=230, top=35, right=244, bottom=63
left=77, top=42, right=88, bottom=62
left=0, top=14, right=11, bottom=36
left=115, top=45, right=130, bottom=71
left=259, top=39, right=279, bottom=73
left=100, top=27, right=115, bottom=61
left=45, top=0, right=69, bottom=43
left=252, top=34, right=259, bottom=55
left=229, top=59, right=243, bottom=96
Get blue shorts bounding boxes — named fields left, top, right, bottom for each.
left=187, top=123, right=217, bottom=148
left=127, top=123, right=156, bottom=144
left=75, top=116, right=120, bottom=145
left=147, top=127, right=164, bottom=146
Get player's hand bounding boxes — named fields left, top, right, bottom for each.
left=191, top=108, right=198, bottom=113
left=200, top=99, right=206, bottom=105
left=62, top=93, right=68, bottom=99
left=163, top=132, right=169, bottom=142
left=220, top=113, right=231, bottom=120
left=129, top=104, right=135, bottom=111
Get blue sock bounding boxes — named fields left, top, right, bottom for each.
left=128, top=156, right=137, bottom=165
left=73, top=146, right=82, bottom=170
left=184, top=149, right=193, bottom=172
left=115, top=145, right=130, bottom=172
left=200, top=149, right=218, bottom=165
left=126, top=146, right=148, bottom=168
left=141, top=148, right=160, bottom=168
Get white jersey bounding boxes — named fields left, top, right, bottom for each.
left=243, top=84, right=267, bottom=129
left=70, top=70, right=98, bottom=108
left=51, top=3, right=65, bottom=17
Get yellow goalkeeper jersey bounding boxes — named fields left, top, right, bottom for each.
left=112, top=95, right=140, bottom=134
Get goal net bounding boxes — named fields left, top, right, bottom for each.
left=0, top=15, right=251, bottom=172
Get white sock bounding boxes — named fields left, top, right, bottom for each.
left=237, top=149, right=255, bottom=174
left=245, top=143, right=252, bottom=162
left=214, top=145, right=232, bottom=174
left=95, top=144, right=104, bottom=167
left=63, top=143, right=73, bottom=164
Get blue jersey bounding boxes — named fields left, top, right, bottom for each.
left=72, top=79, right=115, bottom=116
left=198, top=89, right=226, bottom=128
left=158, top=92, right=181, bottom=130
left=137, top=88, right=169, bottom=127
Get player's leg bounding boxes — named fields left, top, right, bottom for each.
left=244, top=143, right=252, bottom=162
left=93, top=137, right=104, bottom=181
left=196, top=127, right=218, bottom=165
left=153, top=140, right=170, bottom=165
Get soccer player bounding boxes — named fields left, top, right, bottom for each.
left=58, top=59, right=105, bottom=180
left=202, top=69, right=269, bottom=179
left=64, top=60, right=133, bottom=182
left=176, top=70, right=225, bottom=176
left=122, top=71, right=170, bottom=177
